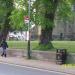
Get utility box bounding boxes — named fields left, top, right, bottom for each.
left=56, top=49, right=67, bottom=64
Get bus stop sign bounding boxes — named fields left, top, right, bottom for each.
left=24, top=16, right=29, bottom=24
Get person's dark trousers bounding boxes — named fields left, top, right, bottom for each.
left=1, top=48, right=7, bottom=57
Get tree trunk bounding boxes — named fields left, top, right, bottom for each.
left=40, top=12, right=54, bottom=45
left=0, top=0, right=13, bottom=43
left=0, top=12, right=11, bottom=42
left=40, top=27, right=53, bottom=45
left=39, top=0, right=59, bottom=45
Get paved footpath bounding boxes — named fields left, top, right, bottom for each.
left=0, top=56, right=75, bottom=75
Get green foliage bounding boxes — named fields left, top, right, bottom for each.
left=10, top=9, right=28, bottom=31
left=57, top=0, right=75, bottom=20
left=9, top=0, right=28, bottom=31
left=33, top=0, right=75, bottom=28
left=32, top=0, right=54, bottom=28
left=0, top=0, right=75, bottom=31
left=0, top=0, right=13, bottom=29
left=0, top=0, right=13, bottom=16
left=0, top=0, right=8, bottom=24
left=33, top=42, right=54, bottom=50
left=9, top=0, right=75, bottom=31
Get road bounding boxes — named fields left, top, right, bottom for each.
left=0, top=62, right=67, bottom=75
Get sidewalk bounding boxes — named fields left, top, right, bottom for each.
left=0, top=56, right=75, bottom=75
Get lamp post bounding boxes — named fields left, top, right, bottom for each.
left=27, top=0, right=31, bottom=59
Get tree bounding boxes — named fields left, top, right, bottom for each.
left=0, top=0, right=13, bottom=41
left=33, top=0, right=75, bottom=47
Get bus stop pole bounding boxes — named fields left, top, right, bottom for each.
left=27, top=0, right=31, bottom=59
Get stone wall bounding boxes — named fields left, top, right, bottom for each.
left=31, top=51, right=56, bottom=62
left=67, top=53, right=75, bottom=64
left=0, top=48, right=75, bottom=63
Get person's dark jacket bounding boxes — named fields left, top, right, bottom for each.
left=1, top=41, right=8, bottom=49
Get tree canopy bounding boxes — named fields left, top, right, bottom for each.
left=0, top=0, right=13, bottom=41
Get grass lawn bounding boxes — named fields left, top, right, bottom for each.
left=7, top=41, right=38, bottom=50
left=7, top=41, right=75, bottom=53
left=7, top=41, right=28, bottom=49
left=52, top=41, right=75, bottom=53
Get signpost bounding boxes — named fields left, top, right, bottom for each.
left=24, top=0, right=31, bottom=59
left=24, top=16, right=29, bottom=24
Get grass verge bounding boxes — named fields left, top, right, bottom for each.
left=7, top=41, right=75, bottom=53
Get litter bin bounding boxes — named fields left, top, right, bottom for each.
left=56, top=49, right=67, bottom=64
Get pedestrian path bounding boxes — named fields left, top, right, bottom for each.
left=0, top=56, right=75, bottom=75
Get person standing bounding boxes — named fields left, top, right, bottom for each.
left=1, top=39, right=8, bottom=57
